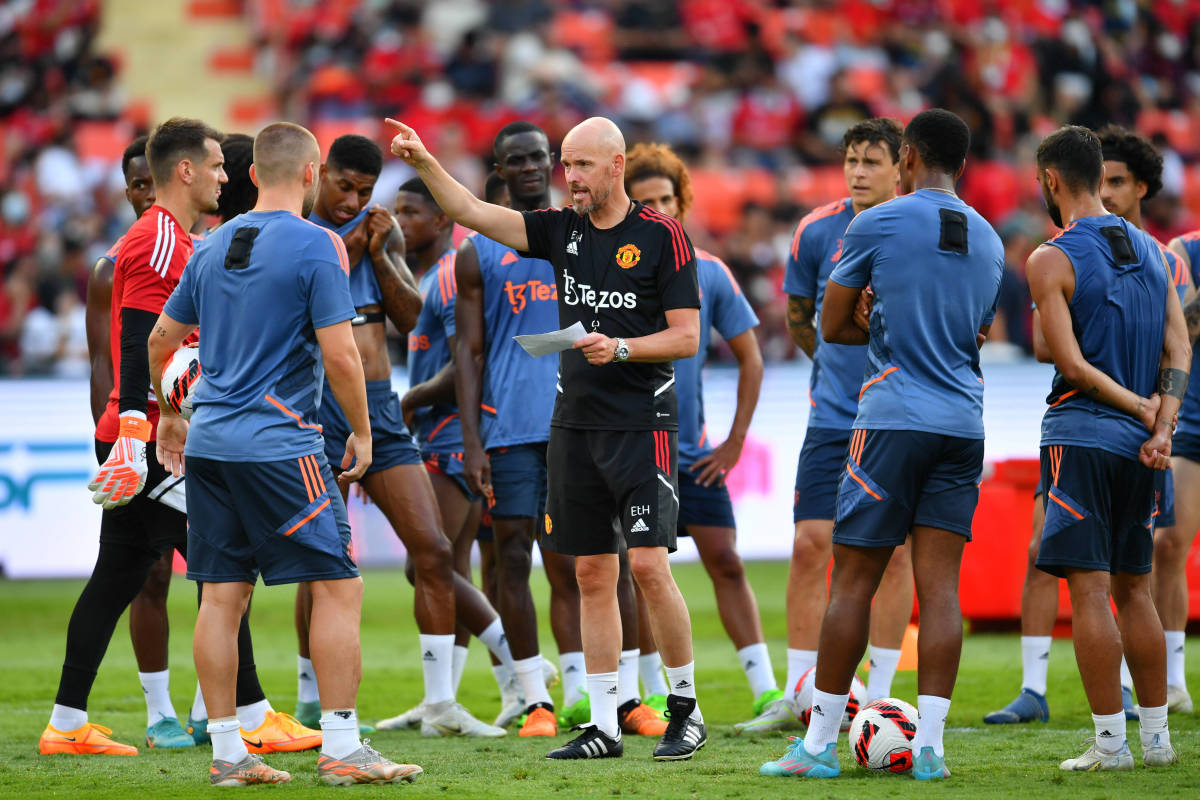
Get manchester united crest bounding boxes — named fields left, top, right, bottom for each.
left=544, top=513, right=553, bottom=534
left=615, top=243, right=641, bottom=269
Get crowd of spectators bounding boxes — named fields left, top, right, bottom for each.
left=7, top=0, right=1200, bottom=374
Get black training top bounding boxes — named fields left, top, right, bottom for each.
left=522, top=201, right=700, bottom=431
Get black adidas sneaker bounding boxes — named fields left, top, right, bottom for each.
left=546, top=725, right=623, bottom=760
left=653, top=695, right=707, bottom=761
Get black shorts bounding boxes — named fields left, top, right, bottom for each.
left=1036, top=445, right=1155, bottom=578
left=793, top=427, right=850, bottom=522
left=833, top=429, right=983, bottom=547
left=95, top=439, right=187, bottom=556
left=320, top=379, right=422, bottom=476
left=543, top=427, right=678, bottom=556
left=1173, top=430, right=1200, bottom=463
left=677, top=466, right=736, bottom=533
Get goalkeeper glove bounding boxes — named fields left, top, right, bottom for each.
left=89, top=413, right=151, bottom=509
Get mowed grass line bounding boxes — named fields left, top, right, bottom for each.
left=0, top=561, right=1198, bottom=798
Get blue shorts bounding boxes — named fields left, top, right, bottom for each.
left=1036, top=445, right=1155, bottom=578
left=1154, top=467, right=1175, bottom=529
left=1173, top=430, right=1200, bottom=462
left=833, top=429, right=983, bottom=547
left=489, top=442, right=548, bottom=520
left=319, top=379, right=422, bottom=476
left=423, top=450, right=479, bottom=501
left=794, top=426, right=851, bottom=522
left=478, top=507, right=494, bottom=542
left=678, top=465, right=736, bottom=533
left=185, top=453, right=359, bottom=586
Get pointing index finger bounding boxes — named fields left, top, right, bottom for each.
left=385, top=118, right=411, bottom=135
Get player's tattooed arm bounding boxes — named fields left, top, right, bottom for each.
left=1160, top=367, right=1189, bottom=401
left=786, top=295, right=818, bottom=358
left=1183, top=292, right=1200, bottom=346
left=367, top=207, right=422, bottom=333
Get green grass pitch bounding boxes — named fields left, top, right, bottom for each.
left=1, top=560, right=1198, bottom=798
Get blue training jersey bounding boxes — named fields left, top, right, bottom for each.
left=782, top=198, right=868, bottom=430
left=677, top=249, right=759, bottom=466
left=1175, top=232, right=1200, bottom=438
left=308, top=209, right=382, bottom=307
left=471, top=234, right=558, bottom=449
left=163, top=210, right=354, bottom=461
left=1040, top=215, right=1170, bottom=460
left=408, top=250, right=462, bottom=453
left=829, top=189, right=1004, bottom=439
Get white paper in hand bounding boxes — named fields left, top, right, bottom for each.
left=514, top=321, right=587, bottom=358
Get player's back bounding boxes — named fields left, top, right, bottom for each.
left=1041, top=215, right=1170, bottom=458
left=170, top=210, right=352, bottom=461
left=675, top=249, right=758, bottom=464
left=1172, top=232, right=1200, bottom=439
left=473, top=234, right=558, bottom=448
left=835, top=190, right=1004, bottom=438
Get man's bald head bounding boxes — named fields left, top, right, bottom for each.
left=563, top=117, right=625, bottom=159
left=252, top=122, right=320, bottom=187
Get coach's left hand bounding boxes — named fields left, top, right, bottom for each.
left=575, top=332, right=616, bottom=365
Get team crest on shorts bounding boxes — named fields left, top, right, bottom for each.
left=544, top=513, right=553, bottom=534
left=615, top=244, right=641, bottom=269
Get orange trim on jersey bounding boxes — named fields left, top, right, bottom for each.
left=1047, top=221, right=1079, bottom=242
left=265, top=394, right=324, bottom=432
left=697, top=249, right=743, bottom=294
left=480, top=403, right=497, bottom=415
left=1048, top=389, right=1078, bottom=408
left=698, top=425, right=707, bottom=449
left=845, top=463, right=882, bottom=501
left=426, top=413, right=459, bottom=442
left=789, top=199, right=849, bottom=259
left=808, top=389, right=816, bottom=408
left=283, top=498, right=331, bottom=536
left=298, top=457, right=316, bottom=503
left=299, top=217, right=351, bottom=275
left=1048, top=491, right=1083, bottom=520
left=858, top=366, right=898, bottom=401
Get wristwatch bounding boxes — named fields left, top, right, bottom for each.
left=613, top=338, right=630, bottom=362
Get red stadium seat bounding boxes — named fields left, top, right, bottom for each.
left=75, top=120, right=134, bottom=163
left=552, top=10, right=614, bottom=65
left=208, top=45, right=256, bottom=73
left=187, top=0, right=242, bottom=20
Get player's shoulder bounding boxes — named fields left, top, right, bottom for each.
left=434, top=249, right=459, bottom=303
left=104, top=233, right=126, bottom=261
left=291, top=214, right=350, bottom=272
left=791, top=197, right=852, bottom=245
left=695, top=248, right=742, bottom=294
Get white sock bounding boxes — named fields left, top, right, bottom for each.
left=639, top=652, right=668, bottom=697
left=1137, top=703, right=1170, bottom=749
left=319, top=709, right=361, bottom=759
left=452, top=645, right=470, bottom=694
left=514, top=654, right=552, bottom=707
left=50, top=704, right=87, bottom=732
left=618, top=649, right=641, bottom=706
left=866, top=645, right=900, bottom=702
left=1165, top=631, right=1187, bottom=690
left=477, top=619, right=515, bottom=673
left=664, top=662, right=703, bottom=724
left=786, top=649, right=818, bottom=700
left=1119, top=656, right=1134, bottom=693
left=738, top=642, right=778, bottom=698
left=297, top=655, right=320, bottom=703
left=190, top=682, right=207, bottom=721
left=802, top=689, right=848, bottom=756
left=139, top=670, right=176, bottom=726
left=913, top=694, right=951, bottom=757
left=419, top=634, right=456, bottom=705
left=208, top=716, right=247, bottom=763
left=236, top=698, right=271, bottom=732
left=586, top=671, right=620, bottom=738
left=1092, top=710, right=1126, bottom=755
left=560, top=651, right=587, bottom=706
left=1020, top=635, right=1052, bottom=696
left=493, top=663, right=514, bottom=693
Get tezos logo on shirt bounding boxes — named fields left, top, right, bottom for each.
left=563, top=272, right=637, bottom=311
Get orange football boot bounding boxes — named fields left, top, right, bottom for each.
left=519, top=705, right=558, bottom=737
left=240, top=710, right=321, bottom=753
left=620, top=701, right=668, bottom=736
left=39, top=722, right=138, bottom=755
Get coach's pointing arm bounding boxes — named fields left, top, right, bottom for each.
left=386, top=119, right=530, bottom=253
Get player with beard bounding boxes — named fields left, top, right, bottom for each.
left=1023, top=124, right=1184, bottom=771
left=41, top=118, right=226, bottom=757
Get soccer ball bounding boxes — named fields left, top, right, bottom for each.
left=794, top=666, right=867, bottom=731
left=848, top=697, right=918, bottom=773
left=161, top=344, right=202, bottom=420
